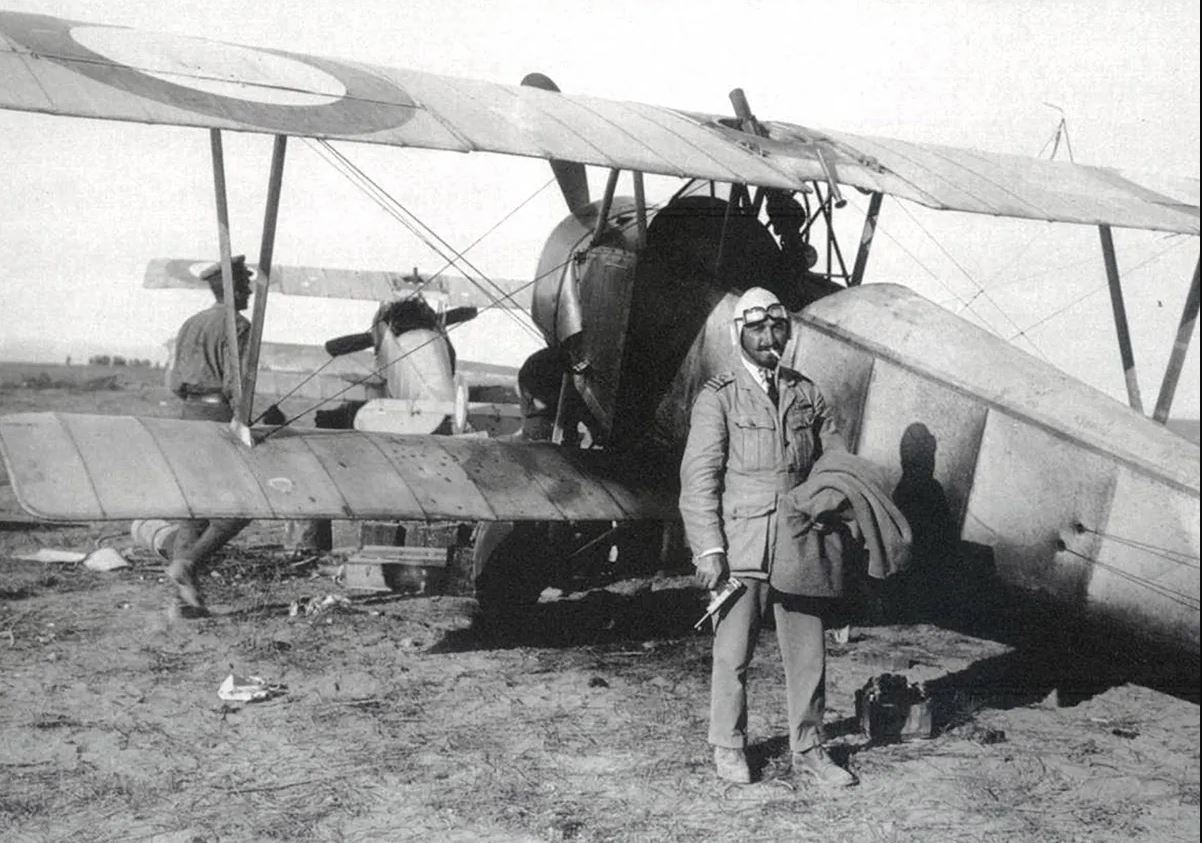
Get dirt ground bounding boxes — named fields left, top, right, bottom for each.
left=1, top=365, right=1198, bottom=842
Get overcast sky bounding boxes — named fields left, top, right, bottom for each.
left=0, top=0, right=1198, bottom=416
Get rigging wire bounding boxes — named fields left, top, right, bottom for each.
left=1060, top=546, right=1198, bottom=611
left=892, top=199, right=1051, bottom=361
left=1038, top=103, right=1076, bottom=163
left=257, top=186, right=683, bottom=434
left=1008, top=237, right=1188, bottom=341
left=250, top=146, right=553, bottom=413
left=252, top=147, right=551, bottom=419
left=843, top=193, right=1011, bottom=338
left=1075, top=524, right=1199, bottom=568
left=310, top=140, right=542, bottom=339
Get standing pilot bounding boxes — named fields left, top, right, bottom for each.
left=678, top=286, right=857, bottom=787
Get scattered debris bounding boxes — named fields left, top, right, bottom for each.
left=14, top=548, right=86, bottom=564
left=964, top=724, right=1008, bottom=745
left=83, top=548, right=129, bottom=572
left=217, top=673, right=287, bottom=703
left=289, top=593, right=353, bottom=617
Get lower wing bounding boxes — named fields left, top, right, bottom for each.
left=0, top=413, right=677, bottom=523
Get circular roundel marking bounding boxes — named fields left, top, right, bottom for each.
left=75, top=27, right=346, bottom=107
left=10, top=14, right=415, bottom=135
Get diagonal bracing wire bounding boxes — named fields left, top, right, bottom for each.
left=1060, top=546, right=1199, bottom=611
left=844, top=193, right=1016, bottom=343
left=1007, top=237, right=1189, bottom=341
left=252, top=151, right=559, bottom=413
left=891, top=199, right=1052, bottom=362
left=257, top=179, right=697, bottom=434
left=310, top=140, right=541, bottom=336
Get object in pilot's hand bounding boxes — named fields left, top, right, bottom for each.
left=694, top=577, right=745, bottom=630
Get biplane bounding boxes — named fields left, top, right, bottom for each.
left=0, top=10, right=1196, bottom=653
left=146, top=258, right=527, bottom=436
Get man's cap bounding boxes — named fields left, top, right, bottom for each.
left=199, top=254, right=248, bottom=281
left=733, top=287, right=783, bottom=325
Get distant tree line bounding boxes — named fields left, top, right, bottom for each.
left=86, top=355, right=162, bottom=368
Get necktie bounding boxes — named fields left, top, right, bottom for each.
left=764, top=370, right=778, bottom=407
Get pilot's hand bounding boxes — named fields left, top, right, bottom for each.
left=796, top=488, right=847, bottom=534
left=695, top=553, right=728, bottom=591
left=812, top=509, right=842, bottom=534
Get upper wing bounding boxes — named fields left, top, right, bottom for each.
left=145, top=259, right=529, bottom=310
left=0, top=413, right=677, bottom=522
left=1, top=11, right=1195, bottom=234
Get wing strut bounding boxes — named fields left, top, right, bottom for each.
left=632, top=171, right=648, bottom=250
left=208, top=129, right=243, bottom=422
left=239, top=135, right=288, bottom=426
left=590, top=169, right=621, bottom=248
left=1098, top=225, right=1144, bottom=413
left=1152, top=256, right=1201, bottom=424
left=849, top=192, right=884, bottom=287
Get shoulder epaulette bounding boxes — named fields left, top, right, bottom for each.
left=704, top=372, right=736, bottom=391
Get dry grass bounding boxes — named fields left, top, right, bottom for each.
left=1, top=366, right=1199, bottom=841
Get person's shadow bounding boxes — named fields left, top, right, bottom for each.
left=879, top=422, right=1197, bottom=709
left=860, top=422, right=968, bottom=626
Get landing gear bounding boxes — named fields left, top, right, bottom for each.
left=471, top=521, right=562, bottom=619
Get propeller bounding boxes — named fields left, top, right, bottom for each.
left=521, top=73, right=590, bottom=216
left=325, top=331, right=374, bottom=357
left=444, top=305, right=479, bottom=326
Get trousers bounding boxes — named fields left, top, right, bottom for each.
left=175, top=397, right=248, bottom=566
left=709, top=578, right=830, bottom=753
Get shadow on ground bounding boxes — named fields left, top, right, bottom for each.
left=432, top=583, right=706, bottom=652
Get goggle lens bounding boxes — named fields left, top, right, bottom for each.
left=742, top=303, right=788, bottom=326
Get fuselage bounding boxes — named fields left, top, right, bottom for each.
left=525, top=190, right=1200, bottom=653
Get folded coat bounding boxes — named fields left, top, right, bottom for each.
left=772, top=452, right=912, bottom=597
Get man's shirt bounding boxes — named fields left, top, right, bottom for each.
left=169, top=304, right=250, bottom=400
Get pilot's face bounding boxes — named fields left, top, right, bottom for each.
left=233, top=275, right=252, bottom=311
left=740, top=318, right=789, bottom=368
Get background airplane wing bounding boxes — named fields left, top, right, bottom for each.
left=254, top=341, right=382, bottom=403
left=176, top=340, right=516, bottom=405
left=1, top=10, right=1196, bottom=234
left=251, top=341, right=519, bottom=402
left=144, top=259, right=529, bottom=310
left=0, top=413, right=676, bottom=522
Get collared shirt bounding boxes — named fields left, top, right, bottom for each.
left=740, top=355, right=779, bottom=398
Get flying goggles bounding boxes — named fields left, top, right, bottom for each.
left=740, top=303, right=788, bottom=327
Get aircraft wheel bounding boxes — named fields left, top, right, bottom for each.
left=472, top=521, right=557, bottom=618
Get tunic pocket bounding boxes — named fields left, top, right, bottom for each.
left=785, top=406, right=816, bottom=471
left=732, top=414, right=778, bottom=470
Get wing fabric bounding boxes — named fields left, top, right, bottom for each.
left=254, top=342, right=381, bottom=403
left=0, top=413, right=678, bottom=522
left=144, top=259, right=530, bottom=309
left=0, top=10, right=1195, bottom=234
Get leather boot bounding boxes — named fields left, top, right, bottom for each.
left=713, top=746, right=751, bottom=784
left=793, top=746, right=857, bottom=787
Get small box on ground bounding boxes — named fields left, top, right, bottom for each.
left=854, top=673, right=934, bottom=742
left=343, top=545, right=449, bottom=593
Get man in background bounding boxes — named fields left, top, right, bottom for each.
left=162, top=254, right=253, bottom=617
